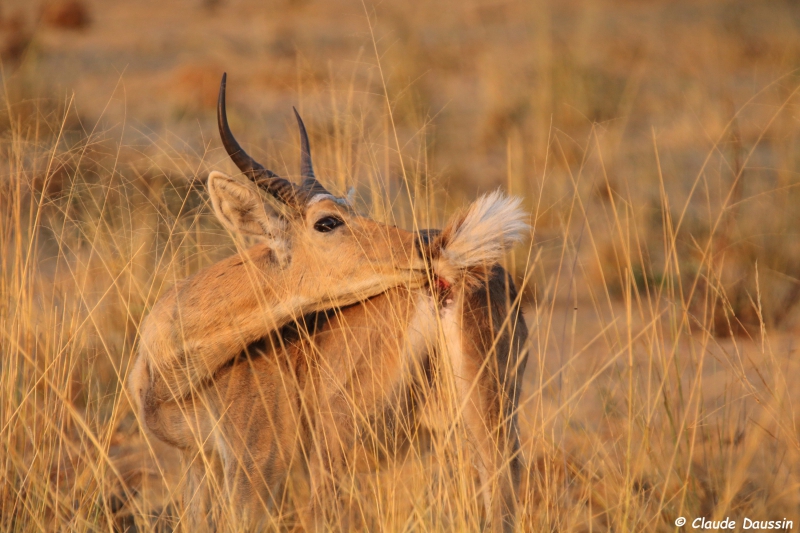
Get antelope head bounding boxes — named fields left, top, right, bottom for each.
left=208, top=74, right=427, bottom=306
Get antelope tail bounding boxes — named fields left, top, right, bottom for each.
left=428, top=191, right=529, bottom=286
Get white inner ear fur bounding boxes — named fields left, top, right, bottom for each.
left=207, top=171, right=290, bottom=263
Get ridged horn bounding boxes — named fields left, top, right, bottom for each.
left=218, top=73, right=298, bottom=206
left=293, top=107, right=330, bottom=198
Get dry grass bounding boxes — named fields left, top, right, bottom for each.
left=2, top=0, right=800, bottom=530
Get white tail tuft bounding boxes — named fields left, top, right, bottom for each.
left=433, top=191, right=529, bottom=281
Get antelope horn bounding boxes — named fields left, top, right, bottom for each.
left=293, top=107, right=330, bottom=198
left=217, top=73, right=298, bottom=206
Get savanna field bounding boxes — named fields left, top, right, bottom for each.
left=2, top=0, right=800, bottom=530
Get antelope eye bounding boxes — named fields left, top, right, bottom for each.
left=313, top=215, right=344, bottom=233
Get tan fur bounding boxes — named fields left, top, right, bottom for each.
left=137, top=272, right=526, bottom=532
left=130, top=171, right=430, bottom=410
left=129, top=169, right=529, bottom=531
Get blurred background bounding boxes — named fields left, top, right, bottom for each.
left=5, top=0, right=800, bottom=328
left=3, top=0, right=800, bottom=530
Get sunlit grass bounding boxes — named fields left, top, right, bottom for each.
left=3, top=4, right=800, bottom=527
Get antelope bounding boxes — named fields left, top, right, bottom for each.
left=128, top=74, right=529, bottom=532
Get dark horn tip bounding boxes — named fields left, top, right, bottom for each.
left=217, top=73, right=227, bottom=114
left=293, top=107, right=308, bottom=138
left=293, top=106, right=317, bottom=183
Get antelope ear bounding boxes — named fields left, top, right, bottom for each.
left=207, top=171, right=289, bottom=255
